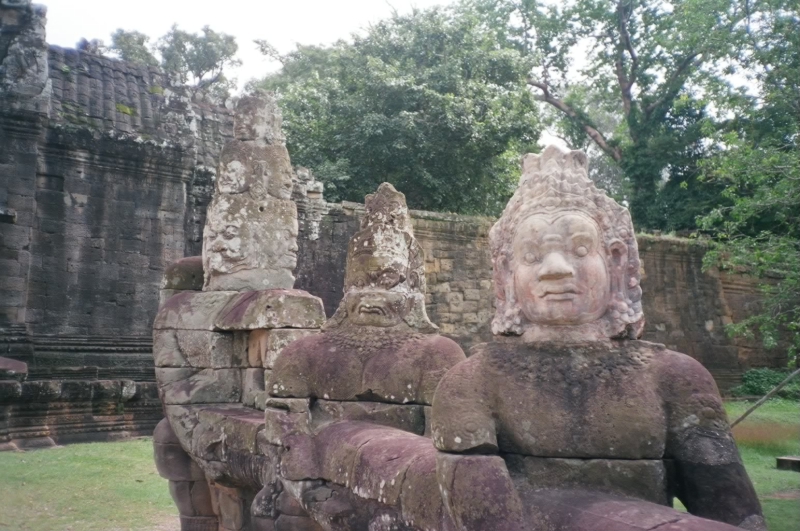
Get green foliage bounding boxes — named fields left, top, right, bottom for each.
left=104, top=26, right=240, bottom=99
left=157, top=25, right=241, bottom=98
left=730, top=369, right=800, bottom=399
left=251, top=6, right=541, bottom=215
left=109, top=29, right=159, bottom=67
left=470, top=0, right=773, bottom=230
left=697, top=5, right=800, bottom=360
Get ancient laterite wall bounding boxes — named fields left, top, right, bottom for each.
left=0, top=2, right=228, bottom=448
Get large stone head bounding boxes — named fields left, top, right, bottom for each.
left=489, top=145, right=644, bottom=342
left=326, top=183, right=436, bottom=332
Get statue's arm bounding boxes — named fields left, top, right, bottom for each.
left=430, top=356, right=498, bottom=453
left=660, top=353, right=765, bottom=530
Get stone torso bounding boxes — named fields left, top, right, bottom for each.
left=270, top=325, right=466, bottom=405
left=433, top=340, right=675, bottom=460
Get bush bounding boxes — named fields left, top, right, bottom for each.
left=731, top=368, right=800, bottom=399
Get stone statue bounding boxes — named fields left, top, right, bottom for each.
left=202, top=91, right=298, bottom=291
left=153, top=91, right=327, bottom=531
left=271, top=182, right=465, bottom=404
left=430, top=145, right=765, bottom=530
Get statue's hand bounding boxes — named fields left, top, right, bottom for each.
left=739, top=514, right=768, bottom=531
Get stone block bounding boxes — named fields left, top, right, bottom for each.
left=214, top=290, right=325, bottom=331
left=255, top=329, right=319, bottom=369
left=153, top=291, right=238, bottom=331
left=155, top=368, right=242, bottom=404
left=275, top=515, right=324, bottom=531
left=154, top=330, right=244, bottom=368
left=243, top=368, right=266, bottom=409
left=196, top=406, right=265, bottom=454
left=162, top=256, right=204, bottom=290
left=463, top=289, right=481, bottom=301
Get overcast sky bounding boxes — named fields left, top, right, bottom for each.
left=42, top=0, right=456, bottom=89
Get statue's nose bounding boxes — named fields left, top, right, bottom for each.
left=537, top=252, right=574, bottom=281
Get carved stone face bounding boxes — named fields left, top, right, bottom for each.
left=344, top=290, right=410, bottom=327
left=262, top=145, right=295, bottom=200
left=262, top=216, right=300, bottom=270
left=512, top=213, right=610, bottom=326
left=206, top=219, right=251, bottom=275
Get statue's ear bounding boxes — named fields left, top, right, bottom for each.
left=608, top=239, right=628, bottom=295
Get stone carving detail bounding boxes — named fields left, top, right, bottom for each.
left=430, top=145, right=765, bottom=531
left=202, top=91, right=298, bottom=291
left=270, top=182, right=465, bottom=404
left=490, top=145, right=644, bottom=341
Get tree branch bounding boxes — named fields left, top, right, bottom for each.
left=528, top=78, right=623, bottom=162
left=615, top=0, right=638, bottom=117
left=644, top=52, right=702, bottom=116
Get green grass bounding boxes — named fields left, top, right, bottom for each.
left=725, top=399, right=800, bottom=531
left=0, top=438, right=176, bottom=531
left=0, top=402, right=797, bottom=530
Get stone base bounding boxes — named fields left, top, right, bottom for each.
left=777, top=456, right=800, bottom=472
left=0, top=379, right=162, bottom=451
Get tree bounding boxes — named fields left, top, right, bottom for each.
left=157, top=25, right=240, bottom=96
left=471, top=0, right=766, bottom=229
left=698, top=7, right=800, bottom=362
left=251, top=6, right=541, bottom=215
left=108, top=29, right=158, bottom=67
left=102, top=26, right=239, bottom=99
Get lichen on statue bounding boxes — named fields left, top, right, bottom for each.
left=430, top=146, right=766, bottom=531
left=201, top=90, right=298, bottom=292
left=270, top=182, right=465, bottom=405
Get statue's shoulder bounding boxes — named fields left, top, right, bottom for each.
left=628, top=340, right=719, bottom=394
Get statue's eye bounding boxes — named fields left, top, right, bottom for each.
left=575, top=246, right=588, bottom=257
left=524, top=252, right=537, bottom=264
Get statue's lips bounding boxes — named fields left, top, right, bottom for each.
left=357, top=304, right=387, bottom=316
left=536, top=284, right=581, bottom=300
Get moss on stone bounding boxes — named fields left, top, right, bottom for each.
left=115, top=103, right=135, bottom=116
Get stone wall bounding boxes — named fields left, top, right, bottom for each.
left=0, top=2, right=228, bottom=448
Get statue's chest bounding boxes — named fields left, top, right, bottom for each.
left=489, top=347, right=667, bottom=459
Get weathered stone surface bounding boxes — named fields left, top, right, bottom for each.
left=270, top=183, right=465, bottom=405
left=154, top=291, right=238, bottom=331
left=203, top=92, right=297, bottom=292
left=249, top=329, right=319, bottom=369
left=156, top=368, right=242, bottom=405
left=154, top=330, right=244, bottom=368
left=0, top=357, right=27, bottom=381
left=310, top=399, right=425, bottom=435
left=242, top=368, right=266, bottom=409
left=203, top=195, right=298, bottom=292
left=162, top=256, right=205, bottom=291
left=505, top=454, right=669, bottom=505
left=215, top=290, right=325, bottom=331
left=429, top=146, right=765, bottom=531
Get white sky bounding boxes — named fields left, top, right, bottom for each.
left=42, top=0, right=455, bottom=89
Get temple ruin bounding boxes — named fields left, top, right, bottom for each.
left=0, top=0, right=786, bottom=453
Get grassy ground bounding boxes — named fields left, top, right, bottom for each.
left=0, top=438, right=177, bottom=531
left=0, top=401, right=797, bottom=531
left=726, top=399, right=800, bottom=531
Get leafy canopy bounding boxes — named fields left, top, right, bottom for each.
left=471, top=0, right=768, bottom=230
left=698, top=6, right=800, bottom=362
left=252, top=6, right=541, bottom=215
left=105, top=26, right=240, bottom=99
